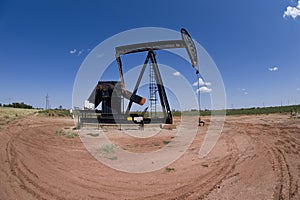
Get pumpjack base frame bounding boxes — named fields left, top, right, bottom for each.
left=79, top=110, right=167, bottom=124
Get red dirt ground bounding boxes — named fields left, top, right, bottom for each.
left=0, top=114, right=299, bottom=200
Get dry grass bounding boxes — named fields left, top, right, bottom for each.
left=0, top=107, right=37, bottom=125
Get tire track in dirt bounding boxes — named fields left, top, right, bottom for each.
left=235, top=121, right=298, bottom=200
left=260, top=123, right=299, bottom=200
left=176, top=155, right=238, bottom=200
left=201, top=121, right=261, bottom=199
left=204, top=117, right=300, bottom=200
left=198, top=136, right=240, bottom=199
left=1, top=114, right=299, bottom=200
left=268, top=147, right=291, bottom=200
left=3, top=118, right=70, bottom=200
left=171, top=128, right=240, bottom=200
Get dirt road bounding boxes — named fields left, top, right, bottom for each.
left=0, top=114, right=299, bottom=199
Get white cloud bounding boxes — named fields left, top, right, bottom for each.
left=70, top=48, right=89, bottom=56
left=77, top=49, right=84, bottom=56
left=69, top=49, right=77, bottom=54
left=283, top=0, right=300, bottom=19
left=173, top=71, right=181, bottom=76
left=193, top=78, right=211, bottom=86
left=196, top=86, right=212, bottom=93
left=268, top=66, right=279, bottom=72
left=238, top=88, right=248, bottom=95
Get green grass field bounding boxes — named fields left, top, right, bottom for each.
left=173, top=104, right=300, bottom=116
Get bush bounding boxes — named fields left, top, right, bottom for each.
left=38, top=109, right=71, bottom=117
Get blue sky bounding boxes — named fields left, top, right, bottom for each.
left=0, top=0, right=300, bottom=109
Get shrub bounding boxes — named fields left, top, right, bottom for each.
left=97, top=144, right=116, bottom=155
left=165, top=167, right=175, bottom=172
left=65, top=132, right=77, bottom=138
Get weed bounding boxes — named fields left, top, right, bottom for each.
left=106, top=156, right=118, bottom=160
left=38, top=109, right=71, bottom=117
left=166, top=167, right=175, bottom=172
left=97, top=143, right=116, bottom=155
left=154, top=143, right=160, bottom=146
left=56, top=129, right=63, bottom=136
left=65, top=132, right=77, bottom=138
left=163, top=140, right=170, bottom=145
left=87, top=133, right=99, bottom=137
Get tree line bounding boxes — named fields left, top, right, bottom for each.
left=0, top=102, right=33, bottom=109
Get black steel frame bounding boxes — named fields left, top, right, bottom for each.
left=125, top=50, right=173, bottom=124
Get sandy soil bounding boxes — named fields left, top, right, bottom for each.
left=0, top=114, right=299, bottom=200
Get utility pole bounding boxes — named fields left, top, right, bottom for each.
left=45, top=94, right=50, bottom=110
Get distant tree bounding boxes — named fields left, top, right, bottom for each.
left=0, top=103, right=2, bottom=107
left=4, top=102, right=33, bottom=109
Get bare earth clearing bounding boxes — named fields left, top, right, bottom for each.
left=0, top=114, right=299, bottom=199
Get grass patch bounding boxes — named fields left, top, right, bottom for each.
left=0, top=107, right=37, bottom=124
left=97, top=143, right=116, bottom=155
left=165, top=167, right=175, bottom=172
left=37, top=109, right=71, bottom=118
left=106, top=156, right=118, bottom=160
left=65, top=132, right=77, bottom=138
left=56, top=129, right=77, bottom=138
left=87, top=133, right=99, bottom=137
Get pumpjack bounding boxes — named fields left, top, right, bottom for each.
left=84, top=28, right=198, bottom=124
